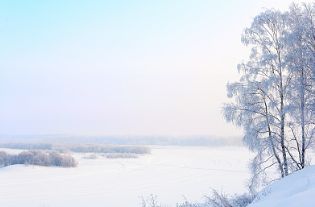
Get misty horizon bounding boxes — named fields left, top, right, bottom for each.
left=1, top=0, right=301, bottom=137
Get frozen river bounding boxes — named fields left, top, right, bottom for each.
left=0, top=146, right=252, bottom=207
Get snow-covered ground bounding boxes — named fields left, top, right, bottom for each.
left=0, top=146, right=251, bottom=207
left=249, top=165, right=315, bottom=207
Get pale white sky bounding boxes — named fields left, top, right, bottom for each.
left=0, top=0, right=309, bottom=136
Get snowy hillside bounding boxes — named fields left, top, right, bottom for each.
left=249, top=166, right=315, bottom=207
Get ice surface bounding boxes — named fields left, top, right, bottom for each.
left=0, top=146, right=251, bottom=207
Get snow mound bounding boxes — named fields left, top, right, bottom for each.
left=249, top=166, right=315, bottom=207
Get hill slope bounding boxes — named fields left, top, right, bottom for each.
left=249, top=166, right=315, bottom=207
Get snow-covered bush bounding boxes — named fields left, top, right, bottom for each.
left=0, top=151, right=11, bottom=167
left=48, top=151, right=77, bottom=167
left=0, top=150, right=77, bottom=168
left=68, top=144, right=150, bottom=154
left=176, top=190, right=254, bottom=207
left=141, top=195, right=162, bottom=207
left=82, top=154, right=98, bottom=159
left=103, top=153, right=138, bottom=159
left=141, top=191, right=254, bottom=207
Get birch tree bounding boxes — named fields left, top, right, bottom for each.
left=224, top=9, right=291, bottom=181
left=224, top=4, right=315, bottom=190
left=285, top=3, right=315, bottom=169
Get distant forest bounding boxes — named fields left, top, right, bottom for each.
left=0, top=135, right=242, bottom=146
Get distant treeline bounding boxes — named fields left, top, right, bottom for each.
left=0, top=135, right=242, bottom=146
left=0, top=150, right=77, bottom=168
left=0, top=143, right=53, bottom=150
left=0, top=143, right=151, bottom=154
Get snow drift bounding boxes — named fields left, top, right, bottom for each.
left=249, top=165, right=315, bottom=207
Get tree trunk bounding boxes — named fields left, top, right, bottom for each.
left=278, top=50, right=288, bottom=176
left=280, top=99, right=288, bottom=176
left=264, top=97, right=284, bottom=177
left=300, top=68, right=306, bottom=168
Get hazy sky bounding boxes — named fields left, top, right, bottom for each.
left=0, top=0, right=308, bottom=136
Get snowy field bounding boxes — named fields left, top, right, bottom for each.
left=0, top=146, right=252, bottom=207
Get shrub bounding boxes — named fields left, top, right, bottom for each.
left=141, top=190, right=255, bottom=207
left=176, top=190, right=254, bottom=207
left=82, top=154, right=98, bottom=159
left=0, top=151, right=11, bottom=167
left=103, top=153, right=138, bottom=159
left=68, top=144, right=151, bottom=154
left=0, top=150, right=77, bottom=168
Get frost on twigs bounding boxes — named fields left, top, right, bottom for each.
left=224, top=2, right=315, bottom=192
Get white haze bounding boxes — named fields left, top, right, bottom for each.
left=0, top=0, right=310, bottom=137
